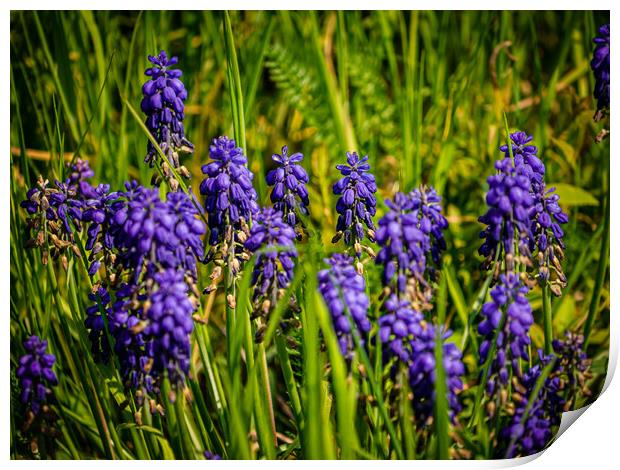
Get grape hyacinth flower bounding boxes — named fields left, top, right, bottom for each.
left=244, top=207, right=296, bottom=322
left=81, top=183, right=121, bottom=276
left=500, top=353, right=564, bottom=458
left=591, top=24, right=610, bottom=121
left=552, top=331, right=592, bottom=399
left=378, top=295, right=424, bottom=364
left=530, top=185, right=568, bottom=294
left=200, top=136, right=259, bottom=275
left=141, top=50, right=193, bottom=190
left=204, top=450, right=222, bottom=460
left=409, top=185, right=449, bottom=267
left=145, top=269, right=197, bottom=386
left=112, top=182, right=205, bottom=282
left=266, top=145, right=310, bottom=237
left=375, top=192, right=431, bottom=308
left=67, top=158, right=95, bottom=198
left=81, top=182, right=205, bottom=394
left=85, top=283, right=155, bottom=394
left=478, top=156, right=534, bottom=272
left=492, top=131, right=568, bottom=291
left=84, top=286, right=114, bottom=363
left=408, top=325, right=464, bottom=427
left=20, top=175, right=83, bottom=268
left=478, top=273, right=534, bottom=396
left=317, top=253, right=372, bottom=358
left=499, top=132, right=545, bottom=193
left=16, top=336, right=58, bottom=415
left=332, top=151, right=377, bottom=258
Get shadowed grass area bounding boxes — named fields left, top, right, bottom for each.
left=10, top=10, right=609, bottom=460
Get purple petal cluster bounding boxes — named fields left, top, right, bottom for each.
left=266, top=146, right=310, bottom=236
left=409, top=185, right=449, bottom=266
left=20, top=176, right=83, bottom=266
left=67, top=158, right=95, bottom=197
left=244, top=207, right=296, bottom=317
left=82, top=182, right=205, bottom=393
left=141, top=50, right=193, bottom=185
left=332, top=151, right=377, bottom=254
left=200, top=136, right=259, bottom=247
left=85, top=284, right=154, bottom=393
left=81, top=184, right=121, bottom=275
left=22, top=178, right=83, bottom=234
left=375, top=192, right=430, bottom=304
left=145, top=269, right=196, bottom=385
left=478, top=153, right=534, bottom=266
left=478, top=273, right=533, bottom=395
left=591, top=24, right=610, bottom=117
left=16, top=336, right=58, bottom=415
left=408, top=325, right=464, bottom=427
left=378, top=295, right=424, bottom=363
left=204, top=450, right=222, bottom=460
left=112, top=182, right=205, bottom=281
left=488, top=132, right=568, bottom=290
left=317, top=253, right=371, bottom=358
left=501, top=353, right=564, bottom=458
left=499, top=132, right=545, bottom=192
left=552, top=331, right=591, bottom=392
left=502, top=336, right=591, bottom=457
left=530, top=185, right=568, bottom=288
left=84, top=286, right=114, bottom=363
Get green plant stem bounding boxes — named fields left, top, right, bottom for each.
left=584, top=189, right=610, bottom=349
left=434, top=330, right=450, bottom=459
left=223, top=11, right=246, bottom=151
left=258, top=342, right=277, bottom=446
left=542, top=283, right=553, bottom=355
left=275, top=333, right=303, bottom=425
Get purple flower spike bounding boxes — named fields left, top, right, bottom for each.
left=332, top=151, right=377, bottom=256
left=200, top=136, right=259, bottom=249
left=245, top=207, right=297, bottom=320
left=478, top=273, right=533, bottom=395
left=141, top=50, right=193, bottom=189
left=530, top=184, right=568, bottom=291
left=552, top=331, right=592, bottom=392
left=318, top=253, right=371, bottom=359
left=591, top=24, right=610, bottom=119
left=20, top=175, right=84, bottom=267
left=378, top=294, right=424, bottom=364
left=409, top=185, right=449, bottom=266
left=67, top=158, right=95, bottom=197
left=145, top=269, right=196, bottom=385
left=81, top=183, right=121, bottom=275
left=481, top=130, right=568, bottom=291
left=375, top=192, right=431, bottom=307
left=500, top=353, right=564, bottom=458
left=478, top=150, right=535, bottom=269
left=81, top=182, right=205, bottom=394
left=408, top=325, right=464, bottom=427
left=266, top=145, right=309, bottom=237
left=501, top=335, right=591, bottom=458
left=499, top=132, right=545, bottom=192
left=16, top=336, right=58, bottom=415
left=86, top=283, right=154, bottom=394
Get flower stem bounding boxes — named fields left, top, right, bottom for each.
left=583, top=188, right=610, bottom=349
left=258, top=340, right=277, bottom=446
left=542, top=283, right=553, bottom=355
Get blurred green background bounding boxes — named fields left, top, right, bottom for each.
left=10, top=10, right=610, bottom=459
